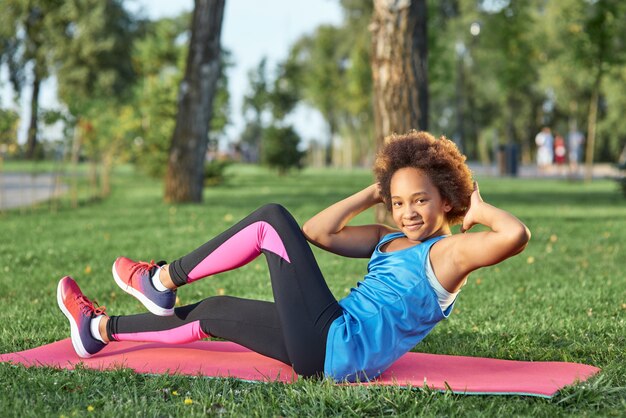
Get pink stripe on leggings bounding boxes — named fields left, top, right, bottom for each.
left=187, top=221, right=290, bottom=282
left=113, top=320, right=209, bottom=344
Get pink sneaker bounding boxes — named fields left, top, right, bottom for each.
left=57, top=276, right=107, bottom=358
left=112, top=257, right=176, bottom=316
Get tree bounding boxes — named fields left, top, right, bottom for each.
left=130, top=14, right=230, bottom=179
left=542, top=0, right=626, bottom=180
left=261, top=124, right=304, bottom=175
left=336, top=0, right=375, bottom=167
left=130, top=14, right=189, bottom=178
left=576, top=0, right=626, bottom=180
left=371, top=0, right=429, bottom=150
left=597, top=66, right=626, bottom=162
left=286, top=1, right=375, bottom=168
left=291, top=25, right=344, bottom=166
left=525, top=0, right=626, bottom=169
left=0, top=108, right=20, bottom=152
left=473, top=1, right=542, bottom=166
left=164, top=0, right=226, bottom=203
left=208, top=50, right=232, bottom=156
left=0, top=0, right=62, bottom=159
left=240, top=57, right=270, bottom=162
left=239, top=55, right=301, bottom=166
left=51, top=0, right=138, bottom=198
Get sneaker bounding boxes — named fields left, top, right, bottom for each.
left=57, top=276, right=107, bottom=358
left=112, top=257, right=176, bottom=316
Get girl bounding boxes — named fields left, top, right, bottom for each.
left=57, top=131, right=530, bottom=382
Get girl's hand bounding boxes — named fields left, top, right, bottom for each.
left=371, top=183, right=384, bottom=204
left=460, top=181, right=483, bottom=233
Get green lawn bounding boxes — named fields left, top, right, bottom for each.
left=1, top=164, right=624, bottom=416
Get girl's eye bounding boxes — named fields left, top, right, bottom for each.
left=392, top=201, right=402, bottom=207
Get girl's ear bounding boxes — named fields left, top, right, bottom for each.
left=443, top=200, right=453, bottom=213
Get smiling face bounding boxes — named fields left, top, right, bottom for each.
left=390, top=167, right=452, bottom=242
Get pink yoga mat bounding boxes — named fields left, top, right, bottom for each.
left=0, top=339, right=599, bottom=398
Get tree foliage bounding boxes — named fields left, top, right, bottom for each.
left=0, top=108, right=20, bottom=151
left=0, top=0, right=64, bottom=159
left=51, top=0, right=136, bottom=105
left=239, top=56, right=303, bottom=172
left=277, top=0, right=626, bottom=168
left=286, top=1, right=374, bottom=167
left=261, top=124, right=304, bottom=175
left=48, top=0, right=138, bottom=197
left=2, top=0, right=626, bottom=196
left=539, top=0, right=626, bottom=178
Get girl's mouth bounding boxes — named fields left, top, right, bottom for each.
left=404, top=223, right=423, bottom=231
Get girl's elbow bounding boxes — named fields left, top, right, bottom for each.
left=301, top=221, right=316, bottom=241
left=521, top=225, right=531, bottom=244
left=512, top=224, right=531, bottom=253
left=302, top=221, right=326, bottom=244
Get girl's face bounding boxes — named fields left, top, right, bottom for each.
left=389, top=167, right=452, bottom=242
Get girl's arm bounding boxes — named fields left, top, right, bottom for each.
left=302, top=184, right=395, bottom=258
left=431, top=182, right=531, bottom=291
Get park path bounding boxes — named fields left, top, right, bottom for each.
left=0, top=172, right=68, bottom=210
left=468, top=162, right=620, bottom=179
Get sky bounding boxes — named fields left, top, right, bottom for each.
left=1, top=0, right=344, bottom=147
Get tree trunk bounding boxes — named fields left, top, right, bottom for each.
left=70, top=120, right=82, bottom=208
left=455, top=51, right=465, bottom=152
left=164, top=0, right=225, bottom=203
left=371, top=0, right=428, bottom=221
left=325, top=117, right=337, bottom=167
left=371, top=0, right=427, bottom=146
left=584, top=75, right=601, bottom=183
left=25, top=70, right=41, bottom=160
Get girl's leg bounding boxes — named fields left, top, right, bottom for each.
left=167, top=204, right=299, bottom=285
left=107, top=296, right=290, bottom=364
left=113, top=204, right=342, bottom=377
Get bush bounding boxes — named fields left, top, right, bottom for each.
left=261, top=124, right=304, bottom=175
left=204, top=159, right=232, bottom=186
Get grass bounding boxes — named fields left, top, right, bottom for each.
left=0, top=163, right=625, bottom=417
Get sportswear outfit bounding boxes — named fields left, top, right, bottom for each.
left=105, top=204, right=457, bottom=381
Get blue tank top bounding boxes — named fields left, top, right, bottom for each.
left=323, top=232, right=456, bottom=382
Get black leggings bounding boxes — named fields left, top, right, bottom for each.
left=107, top=204, right=343, bottom=377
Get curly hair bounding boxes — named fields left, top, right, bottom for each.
left=373, top=131, right=474, bottom=225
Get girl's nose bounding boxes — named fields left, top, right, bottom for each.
left=403, top=205, right=417, bottom=218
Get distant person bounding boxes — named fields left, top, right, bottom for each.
left=567, top=128, right=585, bottom=176
left=56, top=131, right=530, bottom=382
left=554, top=133, right=567, bottom=176
left=535, top=127, right=554, bottom=173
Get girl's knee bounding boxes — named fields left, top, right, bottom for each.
left=258, top=203, right=288, bottom=216
left=255, top=203, right=295, bottom=225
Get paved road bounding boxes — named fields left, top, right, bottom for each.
left=0, top=172, right=68, bottom=210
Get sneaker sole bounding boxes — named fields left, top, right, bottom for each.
left=56, top=280, right=93, bottom=358
left=112, top=262, right=174, bottom=316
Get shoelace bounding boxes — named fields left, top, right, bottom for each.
left=75, top=294, right=107, bottom=316
left=128, top=260, right=159, bottom=284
